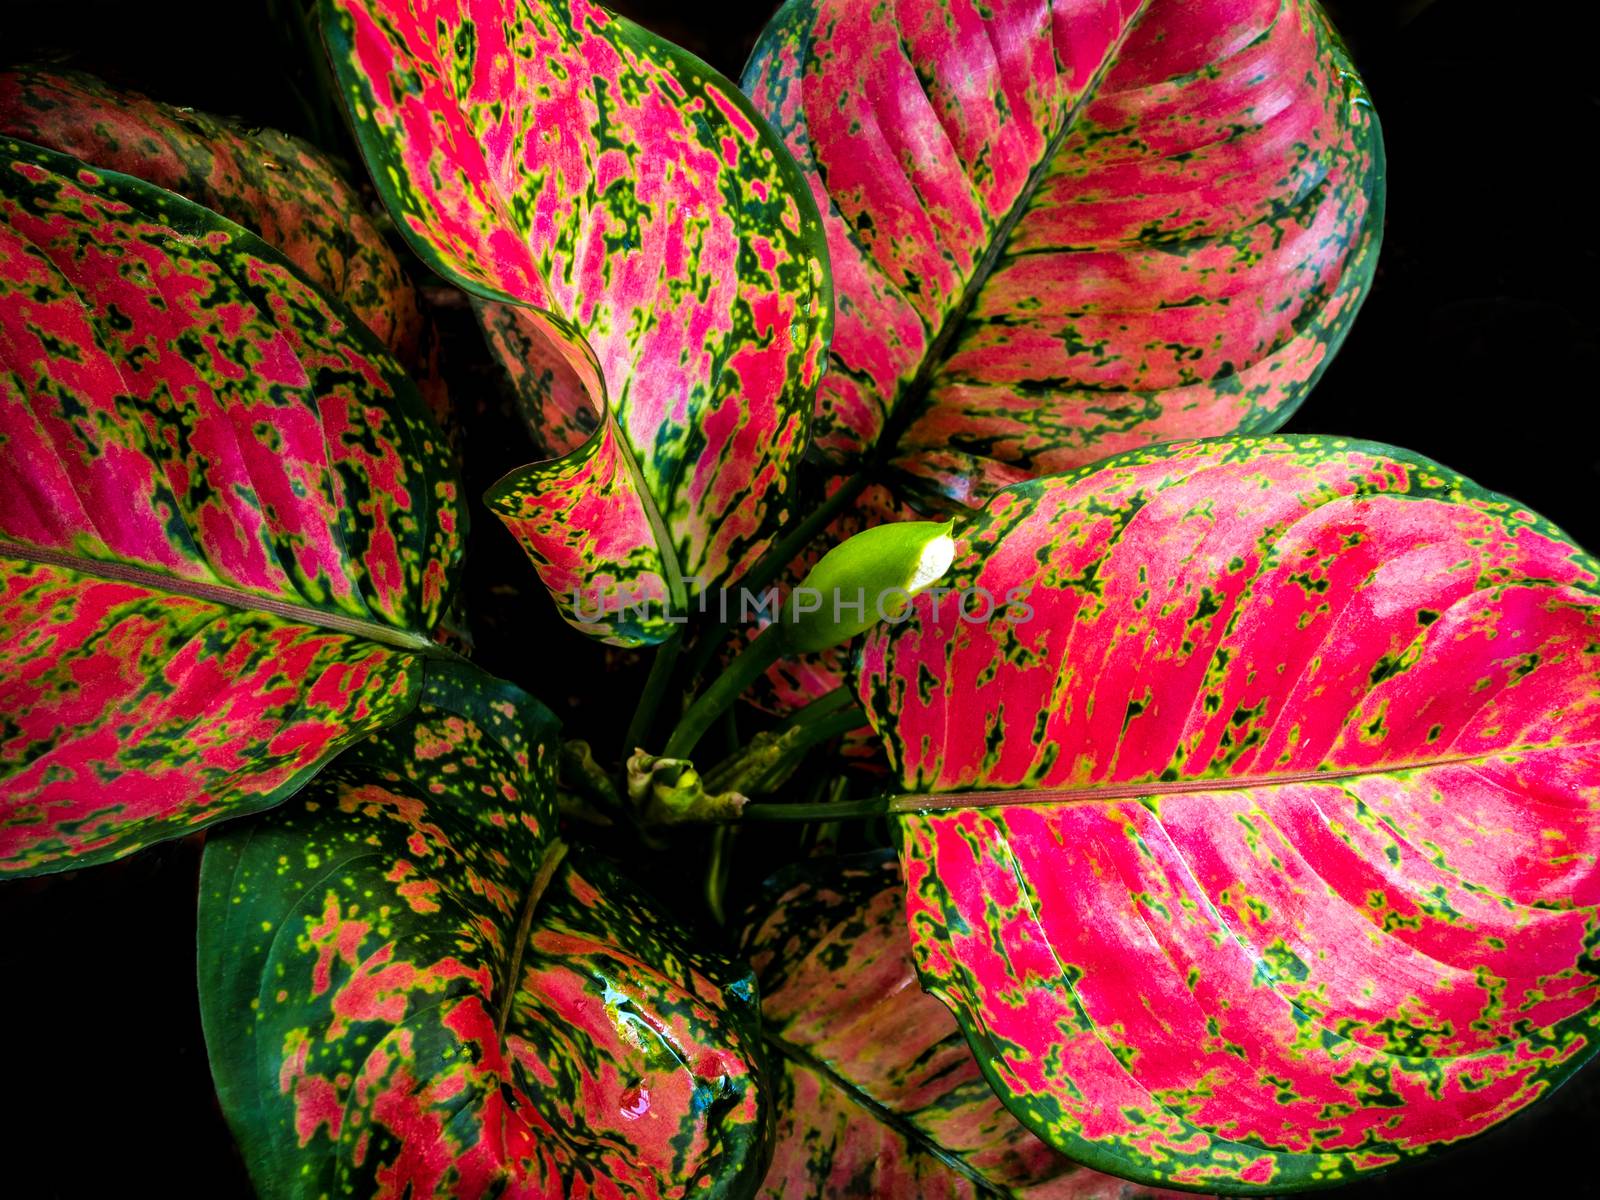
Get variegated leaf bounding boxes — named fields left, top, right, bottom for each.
left=745, top=850, right=1192, bottom=1199
left=0, top=67, right=423, bottom=359
left=746, top=0, right=1383, bottom=502
left=858, top=436, right=1600, bottom=1191
left=200, top=661, right=769, bottom=1199
left=0, top=139, right=462, bottom=875
left=323, top=0, right=833, bottom=644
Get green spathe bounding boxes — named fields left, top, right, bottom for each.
left=782, top=520, right=956, bottom=654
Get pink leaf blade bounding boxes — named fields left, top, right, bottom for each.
left=746, top=0, right=1383, bottom=492
left=0, top=141, right=462, bottom=875
left=324, top=0, right=832, bottom=643
left=0, top=67, right=425, bottom=360
left=200, top=662, right=769, bottom=1198
left=485, top=405, right=673, bottom=648
left=0, top=562, right=423, bottom=874
left=860, top=436, right=1600, bottom=1190
left=745, top=851, right=1192, bottom=1198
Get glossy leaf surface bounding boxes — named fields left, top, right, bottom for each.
left=746, top=850, right=1188, bottom=1199
left=0, top=68, right=423, bottom=359
left=859, top=437, right=1600, bottom=1190
left=200, top=661, right=767, bottom=1198
left=0, top=140, right=462, bottom=874
left=324, top=0, right=832, bottom=644
left=746, top=0, right=1383, bottom=501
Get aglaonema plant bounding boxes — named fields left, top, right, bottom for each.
left=712, top=0, right=1387, bottom=728
left=2, top=1, right=1594, bottom=1197
left=199, top=662, right=770, bottom=1197
left=852, top=437, right=1600, bottom=1190
left=745, top=0, right=1383, bottom=505
left=744, top=851, right=1185, bottom=1199
left=0, top=137, right=462, bottom=875
left=320, top=0, right=834, bottom=648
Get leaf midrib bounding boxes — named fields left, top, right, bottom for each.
left=1, top=534, right=444, bottom=654
left=762, top=1030, right=1011, bottom=1199
left=494, top=839, right=569, bottom=1044
left=884, top=746, right=1596, bottom=813
left=871, top=2, right=1151, bottom=459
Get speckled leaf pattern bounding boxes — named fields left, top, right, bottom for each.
left=856, top=437, right=1600, bottom=1190
left=323, top=0, right=832, bottom=644
left=0, top=68, right=423, bottom=359
left=200, top=661, right=769, bottom=1199
left=478, top=296, right=595, bottom=459
left=0, top=139, right=462, bottom=875
left=746, top=0, right=1383, bottom=502
left=745, top=851, right=1191, bottom=1199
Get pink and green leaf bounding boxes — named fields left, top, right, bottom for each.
left=857, top=436, right=1600, bottom=1191
left=745, top=0, right=1383, bottom=500
left=322, top=0, right=833, bottom=644
left=199, top=661, right=769, bottom=1199
left=745, top=850, right=1193, bottom=1199
left=477, top=296, right=595, bottom=460
left=0, top=67, right=424, bottom=360
left=0, top=139, right=463, bottom=875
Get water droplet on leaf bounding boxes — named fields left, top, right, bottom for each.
left=619, top=1080, right=650, bottom=1120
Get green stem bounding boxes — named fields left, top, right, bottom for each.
left=748, top=471, right=872, bottom=597
left=739, top=793, right=891, bottom=823
left=704, top=706, right=740, bottom=923
left=677, top=469, right=874, bottom=691
left=811, top=776, right=849, bottom=850
left=701, top=700, right=866, bottom=795
left=663, top=627, right=784, bottom=760
left=704, top=825, right=734, bottom=924
left=622, top=634, right=682, bottom=755
left=796, top=704, right=867, bottom=743
left=496, top=839, right=568, bottom=1043
left=769, top=684, right=856, bottom=735
left=676, top=624, right=735, bottom=705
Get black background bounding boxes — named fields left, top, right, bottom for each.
left=2, top=1, right=1598, bottom=1195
